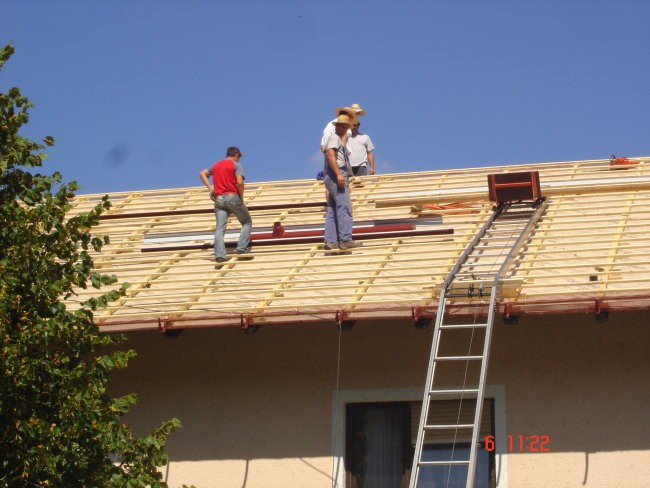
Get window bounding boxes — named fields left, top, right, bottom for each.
left=345, top=399, right=495, bottom=488
left=346, top=402, right=411, bottom=488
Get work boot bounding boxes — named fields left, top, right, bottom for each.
left=339, top=240, right=362, bottom=249
left=235, top=248, right=254, bottom=260
left=324, top=242, right=339, bottom=250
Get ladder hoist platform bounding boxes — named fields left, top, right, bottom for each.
left=410, top=172, right=548, bottom=488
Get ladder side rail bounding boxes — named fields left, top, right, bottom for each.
left=465, top=199, right=549, bottom=488
left=409, top=288, right=449, bottom=488
left=464, top=286, right=500, bottom=488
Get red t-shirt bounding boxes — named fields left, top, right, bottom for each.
left=211, top=159, right=241, bottom=196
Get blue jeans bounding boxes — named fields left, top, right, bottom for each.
left=214, top=194, right=252, bottom=260
left=323, top=166, right=353, bottom=243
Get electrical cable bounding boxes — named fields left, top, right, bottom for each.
left=331, top=321, right=343, bottom=488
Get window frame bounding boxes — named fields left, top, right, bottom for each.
left=331, top=386, right=508, bottom=488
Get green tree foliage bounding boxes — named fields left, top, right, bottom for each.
left=0, top=45, right=181, bottom=487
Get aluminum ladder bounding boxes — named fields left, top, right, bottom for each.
left=409, top=198, right=548, bottom=488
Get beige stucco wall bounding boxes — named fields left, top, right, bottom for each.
left=111, top=311, right=650, bottom=488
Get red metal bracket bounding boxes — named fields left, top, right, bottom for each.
left=595, top=299, right=609, bottom=323
left=158, top=318, right=183, bottom=338
left=502, top=303, right=520, bottom=325
left=336, top=309, right=347, bottom=325
left=412, top=306, right=432, bottom=329
left=240, top=314, right=251, bottom=330
left=240, top=314, right=259, bottom=334
left=336, top=310, right=355, bottom=330
left=411, top=306, right=422, bottom=322
left=272, top=221, right=285, bottom=237
left=158, top=318, right=173, bottom=333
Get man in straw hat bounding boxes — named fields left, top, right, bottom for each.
left=320, top=103, right=366, bottom=153
left=322, top=114, right=359, bottom=250
left=347, top=119, right=375, bottom=176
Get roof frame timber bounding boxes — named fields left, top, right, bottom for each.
left=63, top=156, right=650, bottom=332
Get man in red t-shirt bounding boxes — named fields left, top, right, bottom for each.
left=199, top=146, right=252, bottom=266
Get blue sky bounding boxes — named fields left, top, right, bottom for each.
left=2, top=0, right=649, bottom=195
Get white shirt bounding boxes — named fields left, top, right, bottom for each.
left=324, top=133, right=351, bottom=170
left=346, top=133, right=375, bottom=167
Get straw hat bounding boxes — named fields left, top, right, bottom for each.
left=334, top=103, right=366, bottom=117
left=333, top=114, right=354, bottom=126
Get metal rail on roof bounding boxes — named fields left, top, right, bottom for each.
left=140, top=226, right=454, bottom=253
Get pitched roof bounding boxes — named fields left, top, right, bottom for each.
left=68, top=157, right=650, bottom=332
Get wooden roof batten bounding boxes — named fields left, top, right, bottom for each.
left=66, top=156, right=650, bottom=333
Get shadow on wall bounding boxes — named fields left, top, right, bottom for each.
left=490, top=311, right=650, bottom=455
left=108, top=312, right=650, bottom=462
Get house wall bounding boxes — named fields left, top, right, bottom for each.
left=110, top=311, right=650, bottom=488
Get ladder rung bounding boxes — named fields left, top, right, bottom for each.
left=452, top=273, right=496, bottom=279
left=500, top=208, right=535, bottom=213
left=474, top=239, right=512, bottom=244
left=478, top=233, right=523, bottom=240
left=446, top=287, right=493, bottom=294
left=452, top=282, right=496, bottom=289
left=462, top=252, right=508, bottom=258
left=418, top=460, right=470, bottom=466
left=495, top=213, right=533, bottom=218
left=450, top=284, right=492, bottom=288
left=487, top=229, right=522, bottom=233
left=429, top=388, right=479, bottom=395
left=493, top=215, right=532, bottom=221
left=489, top=220, right=530, bottom=227
left=445, top=293, right=492, bottom=299
left=472, top=246, right=512, bottom=253
left=460, top=262, right=504, bottom=268
left=473, top=244, right=511, bottom=250
left=448, top=285, right=495, bottom=290
left=498, top=211, right=534, bottom=218
left=489, top=222, right=530, bottom=227
left=425, top=423, right=474, bottom=430
left=435, top=355, right=483, bottom=361
left=440, top=323, right=487, bottom=329
left=485, top=228, right=525, bottom=234
left=478, top=235, right=520, bottom=242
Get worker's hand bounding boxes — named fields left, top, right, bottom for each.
left=337, top=173, right=346, bottom=188
left=369, top=167, right=375, bottom=175
left=209, top=189, right=215, bottom=201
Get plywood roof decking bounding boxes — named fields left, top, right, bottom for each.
left=67, top=157, right=650, bottom=332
